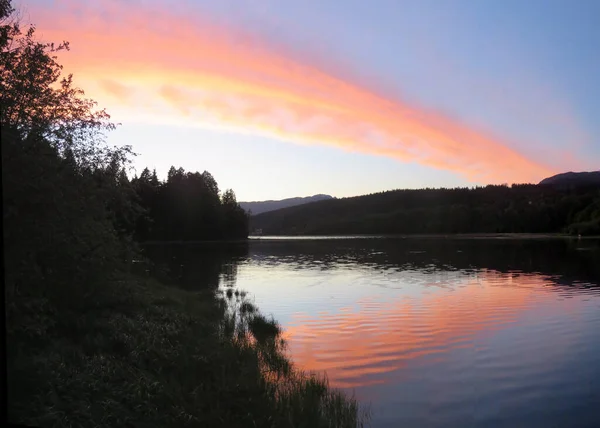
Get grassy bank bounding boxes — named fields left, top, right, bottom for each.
left=7, top=273, right=368, bottom=427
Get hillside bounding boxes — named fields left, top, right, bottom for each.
left=250, top=183, right=600, bottom=236
left=240, top=194, right=333, bottom=215
left=539, top=171, right=600, bottom=187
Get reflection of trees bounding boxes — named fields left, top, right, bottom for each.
left=143, top=242, right=248, bottom=290
left=221, top=262, right=239, bottom=288
left=249, top=238, right=600, bottom=285
left=139, top=239, right=599, bottom=290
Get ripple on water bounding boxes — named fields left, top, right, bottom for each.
left=236, top=239, right=600, bottom=427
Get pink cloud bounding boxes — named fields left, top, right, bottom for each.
left=28, top=0, right=564, bottom=183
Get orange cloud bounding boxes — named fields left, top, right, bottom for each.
left=30, top=0, right=560, bottom=183
left=99, top=79, right=133, bottom=103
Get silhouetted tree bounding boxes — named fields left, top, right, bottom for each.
left=2, top=0, right=136, bottom=309
left=131, top=168, right=249, bottom=242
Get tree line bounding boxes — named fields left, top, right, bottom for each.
left=131, top=167, right=248, bottom=242
left=1, top=0, right=248, bottom=319
left=1, top=0, right=248, bottom=262
left=251, top=183, right=600, bottom=236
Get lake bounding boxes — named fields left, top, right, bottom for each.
left=149, top=237, right=600, bottom=427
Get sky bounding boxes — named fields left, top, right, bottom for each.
left=21, top=0, right=600, bottom=201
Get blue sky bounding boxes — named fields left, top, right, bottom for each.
left=28, top=0, right=600, bottom=200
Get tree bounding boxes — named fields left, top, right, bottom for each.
left=221, top=189, right=249, bottom=239
left=130, top=169, right=249, bottom=242
left=0, top=0, right=133, bottom=170
left=1, top=0, right=136, bottom=307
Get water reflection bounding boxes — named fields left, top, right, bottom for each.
left=239, top=238, right=600, bottom=427
left=283, top=271, right=583, bottom=388
left=142, top=241, right=248, bottom=289
left=144, top=238, right=600, bottom=427
left=249, top=237, right=600, bottom=282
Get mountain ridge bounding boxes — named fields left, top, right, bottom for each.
left=250, top=171, right=600, bottom=236
left=539, top=170, right=600, bottom=186
left=239, top=194, right=334, bottom=215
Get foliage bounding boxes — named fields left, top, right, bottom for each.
left=131, top=166, right=249, bottom=242
left=0, top=0, right=121, bottom=164
left=251, top=184, right=600, bottom=236
left=1, top=0, right=136, bottom=312
left=566, top=194, right=600, bottom=235
left=8, top=272, right=368, bottom=428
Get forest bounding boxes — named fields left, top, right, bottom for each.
left=251, top=183, right=600, bottom=236
left=2, top=4, right=248, bottom=301
left=131, top=167, right=248, bottom=242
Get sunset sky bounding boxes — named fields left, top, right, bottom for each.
left=22, top=0, right=600, bottom=200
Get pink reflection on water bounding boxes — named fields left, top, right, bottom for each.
left=282, top=271, right=581, bottom=389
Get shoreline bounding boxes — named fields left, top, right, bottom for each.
left=7, top=270, right=367, bottom=427
left=249, top=233, right=600, bottom=240
left=141, top=233, right=600, bottom=245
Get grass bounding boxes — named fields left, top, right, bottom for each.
left=7, top=272, right=369, bottom=427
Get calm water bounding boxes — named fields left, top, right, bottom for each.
left=148, top=237, right=600, bottom=428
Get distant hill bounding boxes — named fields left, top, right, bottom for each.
left=251, top=182, right=600, bottom=236
left=239, top=194, right=334, bottom=215
left=539, top=171, right=600, bottom=187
